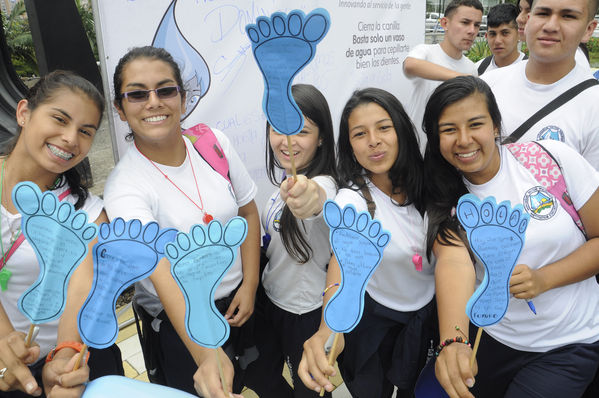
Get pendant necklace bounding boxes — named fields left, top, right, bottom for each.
left=136, top=142, right=214, bottom=224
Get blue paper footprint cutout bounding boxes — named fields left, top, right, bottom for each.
left=322, top=200, right=390, bottom=333
left=12, top=182, right=98, bottom=324
left=246, top=8, right=330, bottom=134
left=78, top=218, right=176, bottom=349
left=165, top=217, right=248, bottom=348
left=457, top=194, right=529, bottom=327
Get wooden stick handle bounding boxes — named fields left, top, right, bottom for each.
left=73, top=344, right=88, bottom=370
left=319, top=333, right=340, bottom=397
left=216, top=348, right=229, bottom=394
left=470, top=327, right=483, bottom=369
left=286, top=136, right=298, bottom=179
left=25, top=324, right=36, bottom=347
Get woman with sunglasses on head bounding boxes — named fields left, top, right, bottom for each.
left=0, top=71, right=123, bottom=397
left=298, top=88, right=436, bottom=397
left=425, top=76, right=599, bottom=398
left=104, top=46, right=259, bottom=398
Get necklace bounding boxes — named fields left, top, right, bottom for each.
left=135, top=142, right=214, bottom=224
left=402, top=206, right=423, bottom=272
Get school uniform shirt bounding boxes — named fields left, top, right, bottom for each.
left=334, top=180, right=435, bottom=312
left=481, top=61, right=599, bottom=170
left=404, top=43, right=478, bottom=153
left=0, top=184, right=103, bottom=357
left=474, top=51, right=526, bottom=74
left=465, top=141, right=599, bottom=352
left=261, top=175, right=337, bottom=314
left=104, top=130, right=257, bottom=317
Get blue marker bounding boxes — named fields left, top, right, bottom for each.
left=526, top=300, right=537, bottom=315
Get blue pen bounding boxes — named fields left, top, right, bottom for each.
left=526, top=300, right=537, bottom=315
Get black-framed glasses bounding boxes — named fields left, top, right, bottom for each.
left=121, top=86, right=180, bottom=103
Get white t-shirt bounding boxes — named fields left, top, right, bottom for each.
left=334, top=181, right=435, bottom=312
left=474, top=51, right=526, bottom=74
left=575, top=46, right=591, bottom=70
left=104, top=130, right=257, bottom=316
left=465, top=141, right=599, bottom=352
left=404, top=43, right=478, bottom=153
left=0, top=185, right=103, bottom=357
left=261, top=175, right=337, bottom=314
left=481, top=61, right=599, bottom=170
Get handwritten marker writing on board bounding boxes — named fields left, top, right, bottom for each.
left=13, top=181, right=98, bottom=325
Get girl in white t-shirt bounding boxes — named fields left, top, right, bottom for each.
left=298, top=88, right=436, bottom=397
left=0, top=71, right=123, bottom=397
left=104, top=46, right=258, bottom=398
left=424, top=76, right=599, bottom=398
left=244, top=84, right=338, bottom=397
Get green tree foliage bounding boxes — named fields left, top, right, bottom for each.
left=466, top=39, right=491, bottom=62
left=2, top=0, right=98, bottom=77
left=2, top=0, right=37, bottom=76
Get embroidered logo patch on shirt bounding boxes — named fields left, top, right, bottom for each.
left=523, top=186, right=558, bottom=220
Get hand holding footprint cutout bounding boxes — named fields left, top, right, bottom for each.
left=322, top=200, right=390, bottom=334
left=165, top=217, right=248, bottom=348
left=78, top=218, right=176, bottom=349
left=13, top=182, right=98, bottom=324
left=246, top=8, right=330, bottom=135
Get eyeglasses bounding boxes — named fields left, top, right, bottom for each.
left=121, top=86, right=180, bottom=103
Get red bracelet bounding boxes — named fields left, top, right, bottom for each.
left=46, top=341, right=90, bottom=364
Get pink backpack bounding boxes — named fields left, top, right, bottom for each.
left=182, top=123, right=230, bottom=185
left=506, top=141, right=586, bottom=238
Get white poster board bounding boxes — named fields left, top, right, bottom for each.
left=92, top=0, right=423, bottom=208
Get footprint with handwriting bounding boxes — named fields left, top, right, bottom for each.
left=457, top=194, right=529, bottom=327
left=165, top=218, right=247, bottom=348
left=322, top=201, right=390, bottom=333
left=78, top=218, right=176, bottom=348
left=13, top=182, right=98, bottom=324
left=246, top=9, right=330, bottom=134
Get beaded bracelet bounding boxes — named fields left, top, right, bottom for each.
left=322, top=283, right=340, bottom=296
left=434, top=336, right=471, bottom=357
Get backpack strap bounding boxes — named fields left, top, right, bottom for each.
left=182, top=123, right=231, bottom=185
left=502, top=79, right=599, bottom=144
left=506, top=142, right=586, bottom=238
left=477, top=55, right=493, bottom=75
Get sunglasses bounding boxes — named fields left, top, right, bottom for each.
left=121, top=86, right=180, bottom=103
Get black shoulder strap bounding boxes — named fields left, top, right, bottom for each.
left=502, top=79, right=599, bottom=144
left=477, top=55, right=493, bottom=75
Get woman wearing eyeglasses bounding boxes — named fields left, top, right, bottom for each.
left=103, top=46, right=259, bottom=398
